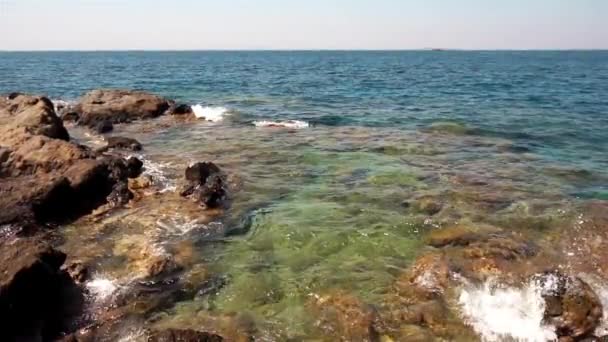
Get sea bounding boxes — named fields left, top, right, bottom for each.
left=1, top=51, right=607, bottom=341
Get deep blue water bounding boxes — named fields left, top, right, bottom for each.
left=1, top=51, right=607, bottom=174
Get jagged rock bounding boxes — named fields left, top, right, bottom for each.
left=538, top=272, right=603, bottom=339
left=73, top=89, right=171, bottom=128
left=180, top=162, right=227, bottom=209
left=0, top=237, right=83, bottom=341
left=0, top=94, right=69, bottom=141
left=148, top=329, right=224, bottom=342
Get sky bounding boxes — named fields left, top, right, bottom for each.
left=0, top=0, right=606, bottom=50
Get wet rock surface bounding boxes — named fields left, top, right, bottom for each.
left=180, top=162, right=227, bottom=209
left=73, top=89, right=172, bottom=128
left=148, top=329, right=224, bottom=342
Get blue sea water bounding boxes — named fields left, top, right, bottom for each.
left=3, top=52, right=608, bottom=339
left=1, top=51, right=607, bottom=174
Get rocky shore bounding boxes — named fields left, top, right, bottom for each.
left=0, top=90, right=226, bottom=341
left=1, top=89, right=607, bottom=341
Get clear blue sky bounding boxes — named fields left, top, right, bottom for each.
left=0, top=0, right=606, bottom=50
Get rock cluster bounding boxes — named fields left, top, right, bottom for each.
left=180, top=162, right=227, bottom=209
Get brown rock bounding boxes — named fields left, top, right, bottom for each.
left=0, top=94, right=69, bottom=141
left=103, top=136, right=143, bottom=151
left=180, top=162, right=227, bottom=209
left=538, top=272, right=603, bottom=339
left=309, top=290, right=381, bottom=341
left=73, top=89, right=171, bottom=128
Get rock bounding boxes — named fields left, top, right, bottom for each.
left=148, top=329, right=224, bottom=342
left=398, top=253, right=450, bottom=298
left=63, top=261, right=89, bottom=284
left=73, top=89, right=171, bottom=128
left=538, top=272, right=603, bottom=339
left=184, top=162, right=221, bottom=184
left=412, top=196, right=443, bottom=215
left=168, top=104, right=193, bottom=116
left=126, top=156, right=144, bottom=178
left=0, top=237, right=83, bottom=341
left=0, top=99, right=136, bottom=226
left=95, top=119, right=113, bottom=134
left=129, top=175, right=153, bottom=190
left=107, top=182, right=133, bottom=207
left=0, top=94, right=69, bottom=141
left=61, top=111, right=80, bottom=123
left=104, top=136, right=143, bottom=151
left=426, top=225, right=483, bottom=248
left=180, top=162, right=227, bottom=209
left=309, top=290, right=381, bottom=341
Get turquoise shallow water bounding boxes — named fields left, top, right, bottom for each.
left=2, top=51, right=608, bottom=339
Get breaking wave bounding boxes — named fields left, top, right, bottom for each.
left=191, top=105, right=229, bottom=122
left=253, top=120, right=310, bottom=129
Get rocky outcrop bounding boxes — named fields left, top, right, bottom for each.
left=100, top=136, right=143, bottom=152
left=0, top=237, right=82, bottom=341
left=72, top=89, right=171, bottom=128
left=0, top=93, right=142, bottom=227
left=0, top=94, right=69, bottom=141
left=180, top=162, right=227, bottom=209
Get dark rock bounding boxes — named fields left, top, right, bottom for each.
left=107, top=182, right=133, bottom=207
left=538, top=272, right=603, bottom=339
left=126, top=156, right=144, bottom=178
left=61, top=112, right=80, bottom=123
left=73, top=89, right=171, bottom=128
left=148, top=329, right=223, bottom=342
left=168, top=104, right=193, bottom=115
left=0, top=237, right=83, bottom=341
left=95, top=120, right=113, bottom=134
left=105, top=136, right=142, bottom=151
left=180, top=162, right=227, bottom=208
left=184, top=162, right=221, bottom=185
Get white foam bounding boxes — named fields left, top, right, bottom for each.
left=133, top=155, right=177, bottom=193
left=51, top=99, right=73, bottom=113
left=253, top=120, right=310, bottom=129
left=458, top=278, right=557, bottom=342
left=86, top=276, right=118, bottom=301
left=192, top=105, right=229, bottom=122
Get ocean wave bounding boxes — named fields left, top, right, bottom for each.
left=458, top=277, right=557, bottom=342
left=253, top=120, right=310, bottom=129
left=192, top=104, right=229, bottom=122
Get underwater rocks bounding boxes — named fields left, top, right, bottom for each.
left=0, top=237, right=83, bottom=341
left=148, top=329, right=224, bottom=342
left=98, top=136, right=143, bottom=152
left=309, top=290, right=381, bottom=341
left=72, top=89, right=172, bottom=128
left=180, top=162, right=227, bottom=209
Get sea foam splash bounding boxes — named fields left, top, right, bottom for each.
left=458, top=278, right=557, bottom=342
left=133, top=155, right=177, bottom=193
left=86, top=276, right=119, bottom=301
left=253, top=120, right=310, bottom=129
left=192, top=105, right=229, bottom=122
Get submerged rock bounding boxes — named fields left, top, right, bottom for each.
left=99, top=136, right=143, bottom=152
left=180, top=162, right=227, bottom=209
left=73, top=89, right=172, bottom=128
left=0, top=237, right=83, bottom=341
left=309, top=290, right=381, bottom=341
left=148, top=329, right=224, bottom=342
left=95, top=119, right=114, bottom=134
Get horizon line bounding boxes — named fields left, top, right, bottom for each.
left=1, top=48, right=608, bottom=53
